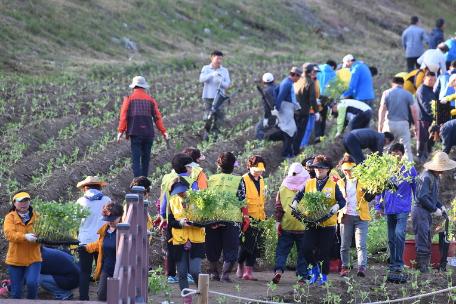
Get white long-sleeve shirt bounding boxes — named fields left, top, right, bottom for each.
left=417, top=49, right=447, bottom=75
left=77, top=189, right=111, bottom=244
left=199, top=64, right=230, bottom=99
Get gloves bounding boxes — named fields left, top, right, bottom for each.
left=363, top=192, right=376, bottom=202
left=271, top=108, right=279, bottom=117
left=440, top=97, right=448, bottom=104
left=241, top=215, right=250, bottom=233
left=24, top=233, right=37, bottom=242
left=441, top=205, right=447, bottom=213
left=291, top=200, right=298, bottom=208
left=179, top=218, right=189, bottom=227
left=116, top=132, right=124, bottom=143
left=329, top=204, right=340, bottom=214
left=163, top=132, right=170, bottom=141
left=263, top=118, right=269, bottom=128
left=315, top=113, right=320, bottom=121
left=432, top=208, right=442, bottom=217
left=275, top=222, right=282, bottom=237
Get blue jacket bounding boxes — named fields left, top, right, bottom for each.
left=428, top=28, right=444, bottom=49
left=375, top=166, right=417, bottom=214
left=445, top=39, right=456, bottom=62
left=415, top=170, right=442, bottom=212
left=342, top=61, right=375, bottom=101
left=434, top=70, right=456, bottom=100
left=276, top=77, right=294, bottom=110
left=317, top=64, right=336, bottom=95
left=441, top=119, right=456, bottom=154
left=41, top=247, right=80, bottom=290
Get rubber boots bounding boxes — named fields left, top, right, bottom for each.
left=220, top=262, right=235, bottom=283
left=209, top=261, right=220, bottom=281
left=242, top=266, right=258, bottom=281
left=236, top=262, right=244, bottom=278
left=417, top=254, right=430, bottom=273
left=183, top=295, right=192, bottom=304
left=308, top=265, right=320, bottom=284
left=318, top=274, right=328, bottom=285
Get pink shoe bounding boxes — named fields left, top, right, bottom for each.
left=242, top=266, right=258, bottom=281
left=0, top=287, right=9, bottom=298
left=236, top=263, right=244, bottom=278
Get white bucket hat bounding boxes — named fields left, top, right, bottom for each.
left=129, top=76, right=150, bottom=89
left=424, top=151, right=456, bottom=172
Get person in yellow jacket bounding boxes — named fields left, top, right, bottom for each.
left=292, top=155, right=346, bottom=285
left=3, top=191, right=42, bottom=299
left=206, top=152, right=245, bottom=283
left=78, top=202, right=124, bottom=301
left=337, top=154, right=372, bottom=277
left=237, top=155, right=267, bottom=281
left=167, top=179, right=205, bottom=304
left=271, top=163, right=310, bottom=284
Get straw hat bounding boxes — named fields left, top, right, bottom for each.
left=423, top=152, right=456, bottom=172
left=77, top=176, right=108, bottom=188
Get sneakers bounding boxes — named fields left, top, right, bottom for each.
left=187, top=274, right=195, bottom=284
left=272, top=272, right=282, bottom=284
left=308, top=266, right=320, bottom=285
left=318, top=274, right=328, bottom=285
left=339, top=266, right=350, bottom=277
left=357, top=266, right=366, bottom=277
left=386, top=271, right=408, bottom=284
left=167, top=276, right=179, bottom=284
left=0, top=287, right=8, bottom=298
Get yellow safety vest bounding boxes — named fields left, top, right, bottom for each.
left=208, top=173, right=242, bottom=195
left=304, top=178, right=337, bottom=227
left=279, top=186, right=306, bottom=231
left=336, top=68, right=351, bottom=88
left=161, top=171, right=194, bottom=219
left=242, top=174, right=266, bottom=220
left=169, top=195, right=205, bottom=245
left=337, top=178, right=372, bottom=222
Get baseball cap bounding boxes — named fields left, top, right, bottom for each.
left=262, top=72, right=274, bottom=83
left=342, top=54, right=355, bottom=67
left=290, top=66, right=303, bottom=76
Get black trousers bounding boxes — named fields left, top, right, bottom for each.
left=302, top=226, right=336, bottom=275
left=166, top=228, right=177, bottom=277
left=348, top=110, right=372, bottom=131
left=281, top=131, right=294, bottom=157
left=315, top=106, right=328, bottom=139
left=343, top=133, right=365, bottom=164
left=293, top=114, right=310, bottom=155
left=406, top=57, right=420, bottom=72
left=205, top=224, right=240, bottom=263
left=79, top=250, right=98, bottom=300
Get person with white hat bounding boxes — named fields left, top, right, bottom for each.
left=75, top=176, right=111, bottom=300
left=412, top=151, right=456, bottom=273
left=340, top=54, right=375, bottom=106
left=117, top=75, right=169, bottom=177
left=271, top=162, right=310, bottom=285
left=417, top=43, right=448, bottom=76
left=255, top=72, right=280, bottom=140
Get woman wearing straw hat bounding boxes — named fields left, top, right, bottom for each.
left=75, top=176, right=111, bottom=301
left=412, top=151, right=456, bottom=273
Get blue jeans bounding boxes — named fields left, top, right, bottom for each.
left=39, top=274, right=73, bottom=300
left=8, top=262, right=41, bottom=299
left=130, top=136, right=154, bottom=177
left=386, top=212, right=408, bottom=271
left=274, top=231, right=307, bottom=278
left=300, top=114, right=316, bottom=148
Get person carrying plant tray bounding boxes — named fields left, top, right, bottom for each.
left=374, top=143, right=417, bottom=281
left=205, top=152, right=245, bottom=283
left=291, top=155, right=346, bottom=285
left=337, top=154, right=372, bottom=278
left=412, top=151, right=456, bottom=273
left=3, top=191, right=42, bottom=299
left=167, top=179, right=205, bottom=304
left=272, top=162, right=310, bottom=285
left=78, top=202, right=124, bottom=301
left=237, top=156, right=267, bottom=281
left=75, top=176, right=111, bottom=301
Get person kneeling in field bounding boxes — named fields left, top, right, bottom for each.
left=78, top=202, right=124, bottom=301
left=338, top=154, right=372, bottom=277
left=168, top=179, right=205, bottom=304
left=272, top=162, right=310, bottom=284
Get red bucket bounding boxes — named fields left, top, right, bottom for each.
left=403, top=240, right=456, bottom=268
left=329, top=258, right=342, bottom=273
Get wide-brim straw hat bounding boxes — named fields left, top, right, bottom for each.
left=77, top=176, right=108, bottom=188
left=129, top=76, right=150, bottom=89
left=424, top=151, right=456, bottom=172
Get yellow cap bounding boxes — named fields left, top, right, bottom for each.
left=252, top=162, right=266, bottom=171
left=13, top=192, right=31, bottom=202
left=341, top=162, right=356, bottom=171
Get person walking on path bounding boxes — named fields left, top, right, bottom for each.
left=338, top=155, right=371, bottom=278
left=333, top=99, right=372, bottom=137
left=78, top=202, right=124, bottom=301
left=378, top=76, right=419, bottom=162
left=402, top=16, right=427, bottom=72
left=117, top=76, right=169, bottom=177
left=428, top=18, right=445, bottom=49
left=343, top=129, right=394, bottom=164
left=255, top=72, right=280, bottom=140
left=206, top=152, right=245, bottom=283
left=272, top=162, right=310, bottom=284
left=315, top=60, right=337, bottom=139
left=76, top=176, right=111, bottom=301
left=415, top=71, right=437, bottom=162
left=375, top=144, right=416, bottom=276
left=412, top=152, right=456, bottom=273
left=3, top=191, right=42, bottom=299
left=340, top=55, right=375, bottom=106
left=199, top=50, right=231, bottom=138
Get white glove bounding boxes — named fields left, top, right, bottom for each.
left=179, top=218, right=188, bottom=227
left=440, top=98, right=448, bottom=104
left=316, top=99, right=322, bottom=106
left=163, top=132, right=170, bottom=140
left=440, top=206, right=447, bottom=214
left=275, top=222, right=281, bottom=230
left=291, top=200, right=298, bottom=208
left=432, top=208, right=443, bottom=217
left=25, top=233, right=37, bottom=242
left=315, top=113, right=320, bottom=121
left=116, top=132, right=124, bottom=143
left=330, top=204, right=340, bottom=214
left=271, top=109, right=279, bottom=117
left=262, top=118, right=269, bottom=127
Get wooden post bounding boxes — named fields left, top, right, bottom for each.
left=196, top=274, right=209, bottom=304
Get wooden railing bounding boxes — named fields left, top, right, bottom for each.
left=107, top=186, right=148, bottom=304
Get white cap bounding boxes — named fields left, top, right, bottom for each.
left=129, top=76, right=150, bottom=89
left=342, top=54, right=355, bottom=67
left=448, top=74, right=456, bottom=85
left=287, top=162, right=308, bottom=177
left=262, top=72, right=274, bottom=83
